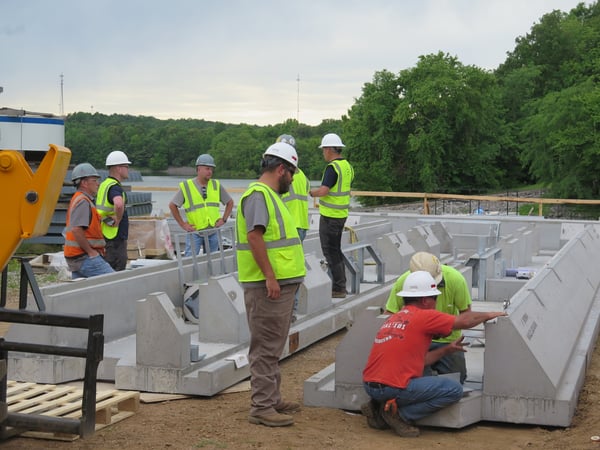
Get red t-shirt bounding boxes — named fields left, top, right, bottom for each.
left=362, top=305, right=455, bottom=388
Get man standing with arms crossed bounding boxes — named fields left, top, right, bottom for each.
left=96, top=150, right=132, bottom=271
left=309, top=133, right=354, bottom=298
left=169, top=153, right=234, bottom=256
left=236, top=142, right=306, bottom=427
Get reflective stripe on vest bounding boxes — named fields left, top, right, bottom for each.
left=64, top=192, right=106, bottom=257
left=96, top=177, right=124, bottom=239
left=281, top=168, right=310, bottom=230
left=181, top=178, right=221, bottom=229
left=319, top=159, right=354, bottom=218
left=236, top=182, right=306, bottom=283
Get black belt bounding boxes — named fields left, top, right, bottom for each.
left=365, top=381, right=387, bottom=389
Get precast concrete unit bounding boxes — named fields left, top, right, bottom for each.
left=5, top=219, right=394, bottom=396
left=304, top=224, right=600, bottom=428
left=480, top=224, right=600, bottom=426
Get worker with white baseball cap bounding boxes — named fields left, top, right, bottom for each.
left=385, top=251, right=473, bottom=384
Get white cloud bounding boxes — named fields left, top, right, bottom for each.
left=0, top=0, right=588, bottom=125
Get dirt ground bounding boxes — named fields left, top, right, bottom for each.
left=1, top=321, right=600, bottom=450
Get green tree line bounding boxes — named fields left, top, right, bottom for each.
left=65, top=1, right=600, bottom=204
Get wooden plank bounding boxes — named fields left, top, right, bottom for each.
left=5, top=381, right=140, bottom=441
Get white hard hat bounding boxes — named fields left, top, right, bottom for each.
left=276, top=134, right=296, bottom=148
left=195, top=154, right=216, bottom=167
left=397, top=271, right=442, bottom=298
left=263, top=142, right=298, bottom=168
left=106, top=150, right=131, bottom=166
left=319, top=133, right=345, bottom=149
left=410, top=252, right=443, bottom=284
left=71, top=162, right=100, bottom=182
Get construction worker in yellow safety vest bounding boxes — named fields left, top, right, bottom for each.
left=236, top=141, right=305, bottom=428
left=309, top=133, right=354, bottom=299
left=96, top=150, right=132, bottom=271
left=277, top=134, right=310, bottom=241
left=169, top=153, right=234, bottom=256
left=276, top=134, right=310, bottom=321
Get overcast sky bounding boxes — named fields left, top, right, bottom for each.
left=0, top=0, right=588, bottom=126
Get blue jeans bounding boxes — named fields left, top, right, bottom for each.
left=297, top=228, right=307, bottom=242
left=72, top=254, right=115, bottom=279
left=363, top=376, right=463, bottom=422
left=184, top=230, right=219, bottom=256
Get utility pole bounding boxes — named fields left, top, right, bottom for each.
left=59, top=73, right=64, bottom=115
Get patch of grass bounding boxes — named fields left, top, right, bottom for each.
left=16, top=243, right=62, bottom=256
left=517, top=203, right=548, bottom=216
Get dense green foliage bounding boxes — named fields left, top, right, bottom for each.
left=65, top=114, right=340, bottom=181
left=65, top=2, right=600, bottom=203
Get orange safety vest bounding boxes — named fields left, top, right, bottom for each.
left=64, top=191, right=106, bottom=258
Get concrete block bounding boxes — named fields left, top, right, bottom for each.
left=136, top=292, right=194, bottom=368
left=375, top=232, right=413, bottom=275
left=298, top=254, right=333, bottom=316
left=417, top=390, right=483, bottom=429
left=560, top=222, right=584, bottom=248
left=433, top=222, right=453, bottom=254
left=411, top=225, right=441, bottom=255
left=485, top=278, right=527, bottom=303
left=335, top=307, right=386, bottom=386
left=197, top=275, right=248, bottom=344
left=303, top=363, right=337, bottom=407
left=405, top=227, right=430, bottom=253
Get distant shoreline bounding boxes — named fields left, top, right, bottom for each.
left=165, top=166, right=196, bottom=176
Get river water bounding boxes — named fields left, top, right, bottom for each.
left=128, top=176, right=325, bottom=216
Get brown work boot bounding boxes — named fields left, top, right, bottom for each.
left=381, top=404, right=420, bottom=437
left=360, top=399, right=389, bottom=430
left=332, top=290, right=347, bottom=298
left=248, top=412, right=294, bottom=427
left=275, top=401, right=301, bottom=414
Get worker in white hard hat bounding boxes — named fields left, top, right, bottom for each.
left=169, top=153, right=234, bottom=256
left=309, top=133, right=354, bottom=298
left=277, top=134, right=310, bottom=241
left=96, top=150, right=132, bottom=271
left=236, top=142, right=305, bottom=428
left=277, top=134, right=309, bottom=322
left=362, top=271, right=506, bottom=437
left=385, top=251, right=472, bottom=384
left=64, top=163, right=115, bottom=279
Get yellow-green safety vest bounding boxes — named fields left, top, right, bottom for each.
left=319, top=159, right=354, bottom=218
left=96, top=177, right=125, bottom=239
left=281, top=168, right=310, bottom=230
left=236, top=182, right=306, bottom=283
left=181, top=178, right=221, bottom=230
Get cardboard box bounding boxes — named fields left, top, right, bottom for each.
left=129, top=218, right=173, bottom=257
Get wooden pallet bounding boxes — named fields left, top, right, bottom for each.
left=5, top=380, right=140, bottom=441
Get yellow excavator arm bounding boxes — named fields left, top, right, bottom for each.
left=0, top=144, right=71, bottom=270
